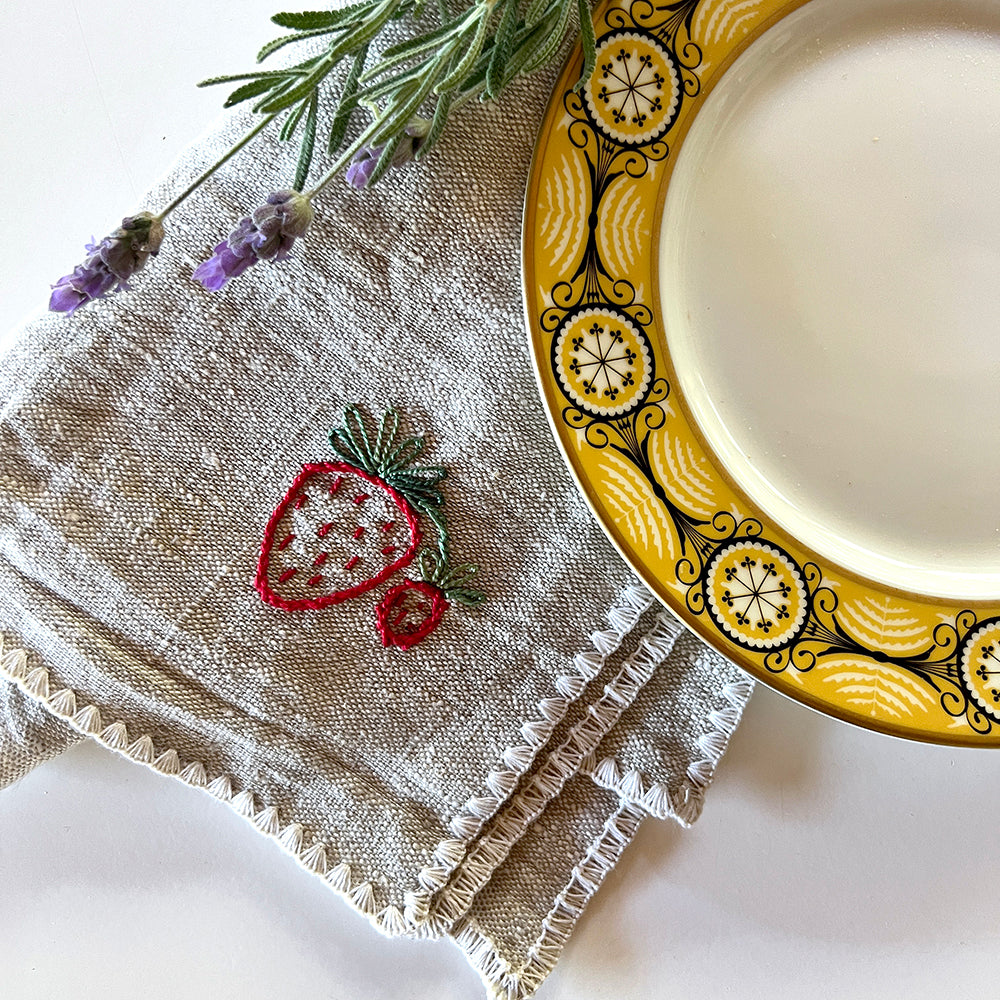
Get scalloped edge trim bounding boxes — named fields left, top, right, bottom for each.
left=425, top=609, right=684, bottom=928
left=584, top=675, right=754, bottom=826
left=0, top=641, right=436, bottom=939
left=404, top=583, right=655, bottom=927
left=452, top=799, right=646, bottom=1000
left=0, top=582, right=656, bottom=938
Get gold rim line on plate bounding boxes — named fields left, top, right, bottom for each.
left=521, top=0, right=1000, bottom=747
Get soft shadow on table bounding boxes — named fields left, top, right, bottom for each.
left=551, top=681, right=1000, bottom=1000
left=0, top=741, right=479, bottom=1000
left=564, top=683, right=829, bottom=963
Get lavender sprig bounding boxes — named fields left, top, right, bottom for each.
left=193, top=190, right=314, bottom=290
left=50, top=1, right=596, bottom=311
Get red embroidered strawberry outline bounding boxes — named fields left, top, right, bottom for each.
left=255, top=406, right=485, bottom=649
left=256, top=460, right=422, bottom=611
left=256, top=406, right=447, bottom=611
left=376, top=552, right=484, bottom=650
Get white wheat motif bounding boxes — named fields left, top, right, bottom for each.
left=598, top=183, right=647, bottom=275
left=813, top=596, right=937, bottom=719
left=836, top=595, right=931, bottom=655
left=598, top=451, right=675, bottom=561
left=817, top=661, right=937, bottom=719
left=651, top=429, right=717, bottom=519
left=693, top=0, right=768, bottom=73
left=539, top=153, right=588, bottom=272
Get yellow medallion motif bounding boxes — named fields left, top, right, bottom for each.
left=704, top=540, right=808, bottom=650
left=553, top=307, right=653, bottom=417
left=583, top=30, right=681, bottom=146
left=959, top=619, right=1000, bottom=723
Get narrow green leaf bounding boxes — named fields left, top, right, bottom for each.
left=273, top=0, right=381, bottom=31
left=573, top=0, right=596, bottom=92
left=434, top=8, right=490, bottom=93
left=279, top=98, right=309, bottom=140
left=525, top=0, right=559, bottom=25
left=323, top=0, right=403, bottom=61
left=271, top=10, right=347, bottom=30
left=356, top=59, right=430, bottom=103
left=198, top=69, right=301, bottom=88
left=493, top=10, right=557, bottom=82
left=485, top=0, right=520, bottom=98
left=362, top=7, right=477, bottom=79
left=365, top=58, right=445, bottom=148
left=294, top=92, right=319, bottom=191
left=413, top=90, right=452, bottom=160
left=327, top=44, right=368, bottom=155
left=252, top=73, right=303, bottom=113
left=260, top=0, right=402, bottom=111
left=259, top=51, right=337, bottom=112
left=224, top=76, right=282, bottom=108
left=519, top=0, right=573, bottom=76
left=257, top=26, right=336, bottom=63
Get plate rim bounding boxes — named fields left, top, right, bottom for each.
left=521, top=0, right=1000, bottom=747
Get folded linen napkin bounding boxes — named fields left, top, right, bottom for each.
left=0, top=39, right=750, bottom=999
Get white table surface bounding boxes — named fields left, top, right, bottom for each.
left=1, top=3, right=998, bottom=998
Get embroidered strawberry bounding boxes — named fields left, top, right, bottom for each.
left=256, top=407, right=448, bottom=612
left=376, top=553, right=485, bottom=650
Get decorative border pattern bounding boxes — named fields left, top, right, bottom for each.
left=524, top=0, right=1000, bottom=745
left=427, top=607, right=684, bottom=931
left=453, top=799, right=647, bottom=1000
left=586, top=674, right=752, bottom=823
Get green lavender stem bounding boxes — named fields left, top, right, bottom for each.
left=155, top=114, right=279, bottom=221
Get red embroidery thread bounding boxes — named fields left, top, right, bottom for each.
left=374, top=554, right=486, bottom=651
left=254, top=407, right=485, bottom=641
left=255, top=460, right=421, bottom=612
left=375, top=580, right=450, bottom=651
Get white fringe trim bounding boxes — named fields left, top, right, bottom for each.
left=0, top=642, right=411, bottom=939
left=586, top=676, right=754, bottom=826
left=0, top=582, right=659, bottom=939
left=404, top=583, right=655, bottom=927
left=425, top=609, right=684, bottom=927
left=452, top=799, right=646, bottom=1000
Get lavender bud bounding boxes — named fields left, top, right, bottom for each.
left=345, top=121, right=430, bottom=190
left=193, top=190, right=314, bottom=292
left=49, top=212, right=165, bottom=314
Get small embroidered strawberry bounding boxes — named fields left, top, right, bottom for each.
left=255, top=407, right=448, bottom=612
left=376, top=552, right=485, bottom=651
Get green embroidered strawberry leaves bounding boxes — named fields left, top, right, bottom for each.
left=256, top=407, right=446, bottom=611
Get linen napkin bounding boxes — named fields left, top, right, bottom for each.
left=0, top=36, right=750, bottom=999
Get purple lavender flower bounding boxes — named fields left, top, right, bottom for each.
left=49, top=213, right=165, bottom=314
left=346, top=122, right=429, bottom=190
left=193, top=189, right=314, bottom=292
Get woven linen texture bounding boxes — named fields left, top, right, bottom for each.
left=0, top=676, right=79, bottom=791
left=0, top=44, right=751, bottom=997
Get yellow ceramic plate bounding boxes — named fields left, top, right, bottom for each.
left=524, top=0, right=1000, bottom=745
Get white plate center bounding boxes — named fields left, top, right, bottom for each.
left=660, top=0, right=1000, bottom=600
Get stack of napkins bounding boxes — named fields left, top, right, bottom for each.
left=0, top=55, right=749, bottom=997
